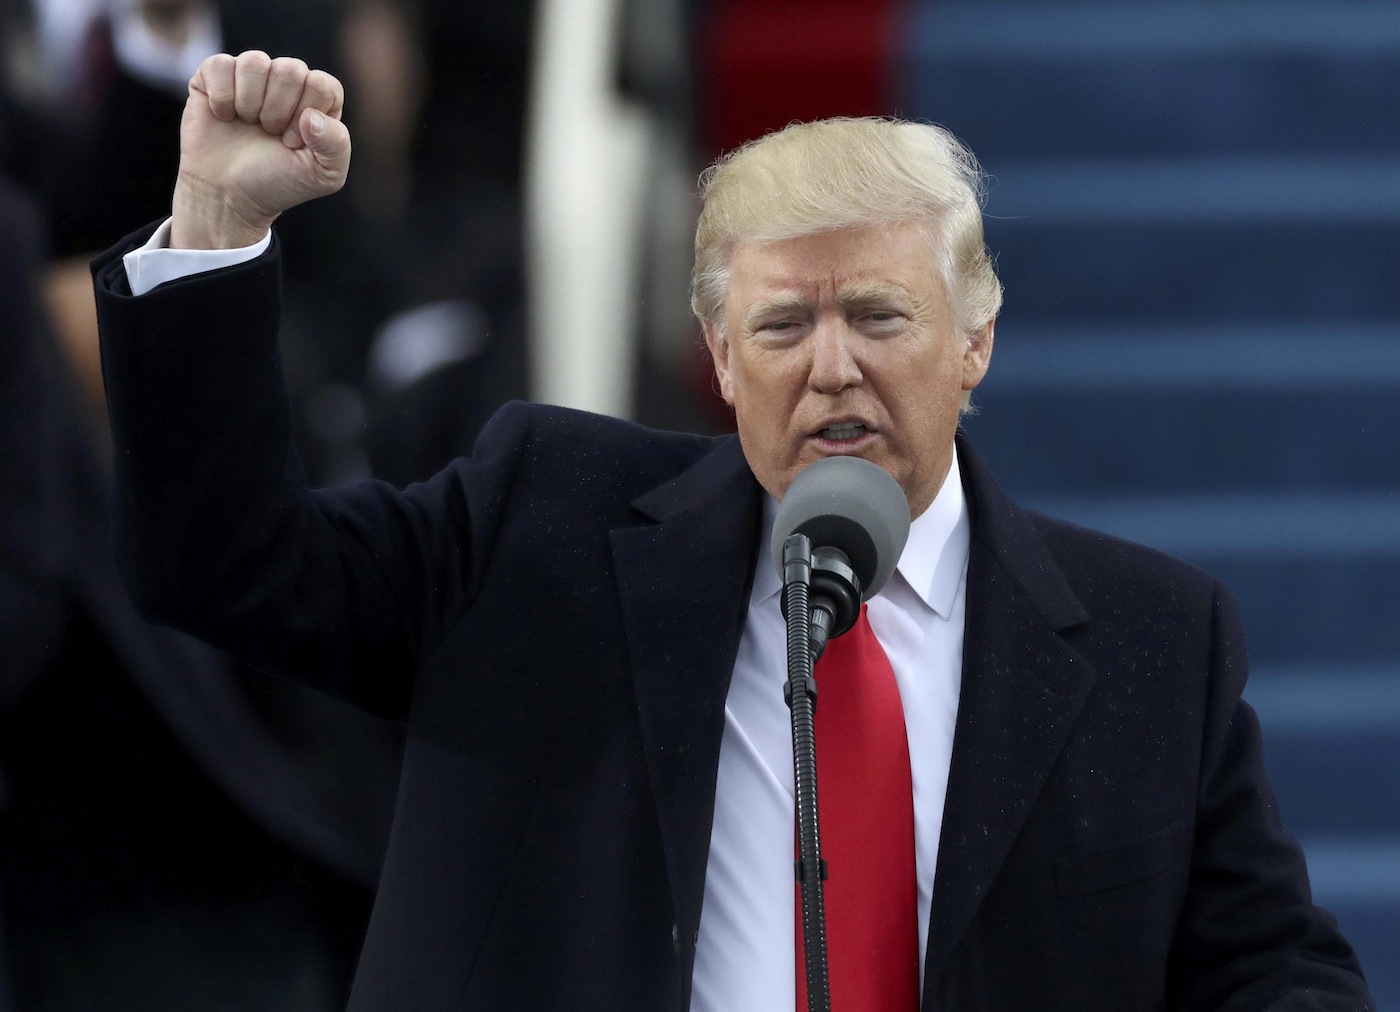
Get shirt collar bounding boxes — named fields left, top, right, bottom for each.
left=896, top=449, right=970, bottom=618
left=752, top=446, right=970, bottom=619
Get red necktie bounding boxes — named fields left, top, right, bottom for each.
left=796, top=605, right=920, bottom=1011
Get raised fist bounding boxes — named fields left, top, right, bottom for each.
left=172, top=51, right=351, bottom=249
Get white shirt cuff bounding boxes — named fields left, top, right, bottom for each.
left=122, top=219, right=272, bottom=297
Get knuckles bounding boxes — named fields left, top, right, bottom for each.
left=268, top=57, right=309, bottom=85
left=192, top=51, right=347, bottom=132
left=201, top=52, right=235, bottom=76
left=234, top=50, right=272, bottom=76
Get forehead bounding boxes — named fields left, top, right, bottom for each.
left=725, top=222, right=940, bottom=306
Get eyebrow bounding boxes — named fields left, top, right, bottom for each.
left=837, top=281, right=914, bottom=307
left=742, top=281, right=915, bottom=329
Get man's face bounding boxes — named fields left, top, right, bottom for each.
left=705, top=222, right=993, bottom=519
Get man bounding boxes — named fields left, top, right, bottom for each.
left=92, top=53, right=1371, bottom=1009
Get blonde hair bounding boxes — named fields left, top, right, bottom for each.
left=691, top=117, right=1002, bottom=342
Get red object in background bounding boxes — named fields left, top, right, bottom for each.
left=699, top=0, right=899, bottom=158
left=694, top=0, right=900, bottom=432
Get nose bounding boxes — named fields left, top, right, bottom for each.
left=807, top=319, right=862, bottom=393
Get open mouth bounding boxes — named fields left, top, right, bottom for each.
left=820, top=422, right=868, bottom=441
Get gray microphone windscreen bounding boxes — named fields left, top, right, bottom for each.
left=769, top=457, right=911, bottom=599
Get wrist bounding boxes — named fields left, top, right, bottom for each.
left=170, top=173, right=277, bottom=250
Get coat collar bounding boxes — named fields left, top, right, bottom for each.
left=608, top=435, right=763, bottom=948
left=922, top=432, right=1096, bottom=1000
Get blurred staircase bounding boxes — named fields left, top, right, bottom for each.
left=900, top=2, right=1400, bottom=1002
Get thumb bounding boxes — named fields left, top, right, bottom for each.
left=301, top=108, right=352, bottom=183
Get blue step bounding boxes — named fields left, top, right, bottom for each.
left=1005, top=494, right=1400, bottom=664
left=976, top=156, right=1400, bottom=322
left=966, top=325, right=1400, bottom=495
left=899, top=1, right=1400, bottom=161
left=981, top=158, right=1400, bottom=225
left=1219, top=555, right=1400, bottom=665
left=985, top=218, right=1400, bottom=325
left=1260, top=725, right=1400, bottom=834
left=1249, top=667, right=1400, bottom=835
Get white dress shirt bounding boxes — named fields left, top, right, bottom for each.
left=692, top=454, right=970, bottom=1011
left=123, top=219, right=270, bottom=296
left=120, top=233, right=971, bottom=1006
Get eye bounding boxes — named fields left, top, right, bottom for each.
left=856, top=308, right=906, bottom=331
left=751, top=317, right=807, bottom=344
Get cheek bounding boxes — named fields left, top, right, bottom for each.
left=729, top=348, right=811, bottom=426
left=728, top=358, right=769, bottom=407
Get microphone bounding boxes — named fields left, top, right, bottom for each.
left=770, top=456, right=911, bottom=660
left=774, top=457, right=913, bottom=1002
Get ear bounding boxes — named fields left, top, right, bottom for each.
left=961, top=318, right=995, bottom=392
left=703, top=320, right=736, bottom=405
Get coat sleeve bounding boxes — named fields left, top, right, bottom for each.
left=1168, top=582, right=1373, bottom=1009
left=92, top=226, right=531, bottom=721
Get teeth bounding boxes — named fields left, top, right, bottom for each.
left=822, top=423, right=867, bottom=441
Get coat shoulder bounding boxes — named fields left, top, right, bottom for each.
left=467, top=401, right=723, bottom=497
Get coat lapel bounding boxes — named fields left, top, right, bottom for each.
left=923, top=435, right=1097, bottom=997
left=609, top=436, right=762, bottom=939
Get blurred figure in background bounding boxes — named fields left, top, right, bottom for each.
left=0, top=173, right=395, bottom=1011
left=0, top=5, right=418, bottom=1008
left=12, top=0, right=535, bottom=488
left=352, top=0, right=535, bottom=486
